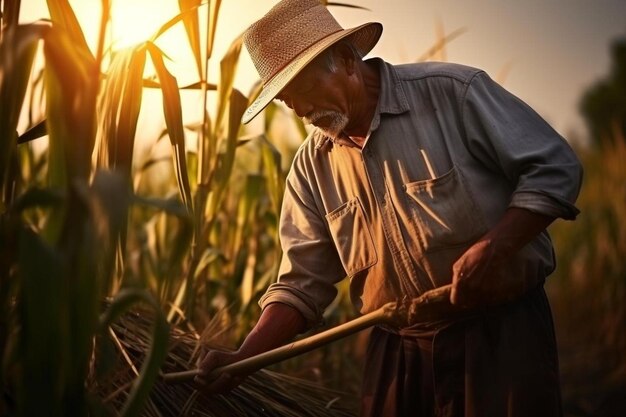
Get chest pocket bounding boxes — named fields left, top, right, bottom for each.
left=326, top=198, right=377, bottom=276
left=404, top=167, right=487, bottom=252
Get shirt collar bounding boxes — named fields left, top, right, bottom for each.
left=314, top=58, right=410, bottom=149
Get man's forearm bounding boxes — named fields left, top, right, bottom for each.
left=237, top=302, right=307, bottom=358
left=481, top=207, right=555, bottom=262
left=450, top=207, right=555, bottom=305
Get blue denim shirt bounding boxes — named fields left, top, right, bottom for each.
left=260, top=59, right=582, bottom=325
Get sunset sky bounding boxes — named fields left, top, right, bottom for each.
left=19, top=0, right=626, bottom=145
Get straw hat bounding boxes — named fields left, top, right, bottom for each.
left=242, top=0, right=383, bottom=124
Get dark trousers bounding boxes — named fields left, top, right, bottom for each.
left=360, top=286, right=563, bottom=417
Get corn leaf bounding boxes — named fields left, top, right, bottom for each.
left=17, top=119, right=47, bottom=144
left=133, top=194, right=193, bottom=316
left=10, top=187, right=64, bottom=213
left=42, top=27, right=98, bottom=244
left=214, top=35, right=243, bottom=138
left=46, top=0, right=94, bottom=62
left=143, top=79, right=217, bottom=90
left=43, top=27, right=97, bottom=183
left=146, top=42, right=193, bottom=214
left=96, top=44, right=147, bottom=181
left=17, top=227, right=66, bottom=416
left=149, top=1, right=206, bottom=43
left=237, top=174, right=263, bottom=308
left=90, top=170, right=132, bottom=292
left=132, top=194, right=193, bottom=270
left=209, top=88, right=247, bottom=216
left=178, top=0, right=203, bottom=79
left=259, top=135, right=284, bottom=220
left=193, top=247, right=224, bottom=279
left=205, top=0, right=222, bottom=60
left=0, top=24, right=47, bottom=193
left=99, top=289, right=170, bottom=417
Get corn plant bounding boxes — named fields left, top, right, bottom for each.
left=0, top=0, right=189, bottom=415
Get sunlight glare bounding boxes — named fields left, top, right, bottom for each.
left=109, top=0, right=179, bottom=50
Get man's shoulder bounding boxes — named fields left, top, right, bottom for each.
left=292, top=130, right=325, bottom=163
left=392, top=61, right=484, bottom=85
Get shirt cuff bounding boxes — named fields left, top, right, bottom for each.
left=509, top=191, right=580, bottom=220
left=259, top=284, right=322, bottom=328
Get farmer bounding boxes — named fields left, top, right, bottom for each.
left=196, top=0, right=583, bottom=415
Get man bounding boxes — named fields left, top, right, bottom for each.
left=195, top=0, right=583, bottom=416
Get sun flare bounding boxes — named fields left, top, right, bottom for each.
left=109, top=0, right=181, bottom=50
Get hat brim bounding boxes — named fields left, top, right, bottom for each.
left=242, top=22, right=383, bottom=124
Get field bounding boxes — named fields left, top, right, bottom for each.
left=1, top=1, right=624, bottom=416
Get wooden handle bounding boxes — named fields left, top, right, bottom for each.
left=161, top=284, right=455, bottom=384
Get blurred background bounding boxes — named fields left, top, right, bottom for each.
left=3, top=0, right=625, bottom=416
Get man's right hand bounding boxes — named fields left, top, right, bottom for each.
left=194, top=349, right=247, bottom=394
left=193, top=302, right=307, bottom=395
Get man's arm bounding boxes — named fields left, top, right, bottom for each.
left=450, top=207, right=555, bottom=306
left=194, top=302, right=306, bottom=394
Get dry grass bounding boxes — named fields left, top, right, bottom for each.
left=546, top=137, right=626, bottom=416
left=92, top=305, right=358, bottom=417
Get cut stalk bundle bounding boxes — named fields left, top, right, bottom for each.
left=91, top=305, right=358, bottom=417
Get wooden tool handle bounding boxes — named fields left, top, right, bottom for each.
left=161, top=284, right=455, bottom=384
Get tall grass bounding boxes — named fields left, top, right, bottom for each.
left=1, top=0, right=349, bottom=415
left=547, top=136, right=626, bottom=415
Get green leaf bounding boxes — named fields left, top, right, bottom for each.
left=43, top=26, right=97, bottom=184
left=17, top=119, right=47, bottom=144
left=17, top=227, right=66, bottom=416
left=96, top=44, right=147, bottom=182
left=42, top=27, right=98, bottom=244
left=90, top=170, right=132, bottom=290
left=194, top=247, right=224, bottom=279
left=259, top=135, right=284, bottom=219
left=46, top=0, right=95, bottom=62
left=215, top=35, right=243, bottom=135
left=146, top=42, right=194, bottom=215
left=10, top=187, right=64, bottom=213
left=0, top=24, right=48, bottom=194
left=99, top=289, right=170, bottom=417
left=208, top=88, right=248, bottom=219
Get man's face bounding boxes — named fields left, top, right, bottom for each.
left=275, top=54, right=351, bottom=140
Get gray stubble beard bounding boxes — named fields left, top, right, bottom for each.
left=302, top=110, right=349, bottom=141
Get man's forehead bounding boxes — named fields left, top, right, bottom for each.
left=279, top=56, right=325, bottom=96
left=277, top=68, right=312, bottom=98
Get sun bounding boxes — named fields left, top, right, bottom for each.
left=109, top=0, right=182, bottom=50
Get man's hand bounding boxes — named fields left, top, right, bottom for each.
left=194, top=349, right=247, bottom=394
left=450, top=207, right=555, bottom=307
left=193, top=302, right=307, bottom=395
left=450, top=238, right=498, bottom=307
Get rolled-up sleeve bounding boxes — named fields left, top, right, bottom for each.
left=259, top=153, right=345, bottom=327
left=462, top=72, right=582, bottom=220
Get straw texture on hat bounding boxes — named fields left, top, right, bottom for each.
left=242, top=0, right=382, bottom=124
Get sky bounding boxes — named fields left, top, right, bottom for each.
left=18, top=0, right=626, bottom=145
